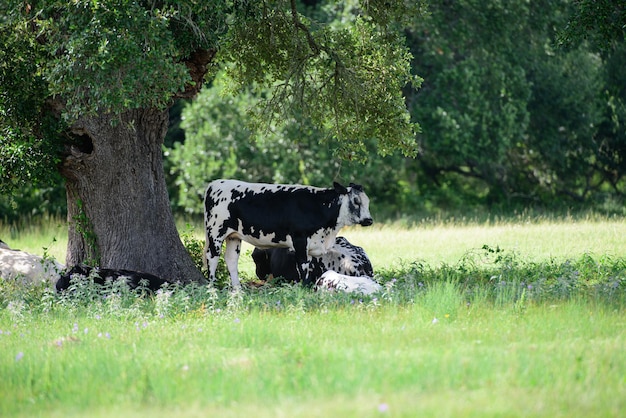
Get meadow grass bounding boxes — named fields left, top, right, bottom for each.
left=3, top=213, right=626, bottom=272
left=1, top=292, right=624, bottom=418
left=1, top=214, right=626, bottom=417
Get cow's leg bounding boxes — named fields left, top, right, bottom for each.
left=293, top=237, right=312, bottom=285
left=224, top=237, right=242, bottom=289
left=205, top=236, right=222, bottom=284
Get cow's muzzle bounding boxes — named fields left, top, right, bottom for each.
left=360, top=218, right=373, bottom=227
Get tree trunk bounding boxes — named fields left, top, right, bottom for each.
left=60, top=107, right=206, bottom=284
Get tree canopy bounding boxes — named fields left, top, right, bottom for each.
left=0, top=0, right=424, bottom=195
left=3, top=0, right=626, bottom=225
left=168, top=0, right=626, bottom=217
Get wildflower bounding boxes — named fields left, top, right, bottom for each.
left=72, top=323, right=79, bottom=333
left=378, top=403, right=389, bottom=413
left=432, top=317, right=439, bottom=324
left=15, top=352, right=24, bottom=362
left=84, top=328, right=89, bottom=334
left=234, top=318, right=240, bottom=323
left=444, top=314, right=450, bottom=318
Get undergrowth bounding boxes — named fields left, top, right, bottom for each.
left=1, top=246, right=624, bottom=319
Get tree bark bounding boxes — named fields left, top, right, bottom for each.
left=60, top=107, right=206, bottom=284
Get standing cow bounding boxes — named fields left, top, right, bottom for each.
left=203, top=180, right=373, bottom=288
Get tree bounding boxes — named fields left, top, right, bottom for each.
left=402, top=0, right=624, bottom=207
left=167, top=71, right=410, bottom=218
left=0, top=1, right=422, bottom=282
left=560, top=0, right=626, bottom=54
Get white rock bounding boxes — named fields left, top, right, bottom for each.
left=0, top=245, right=64, bottom=285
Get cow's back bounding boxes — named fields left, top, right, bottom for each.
left=204, top=180, right=341, bottom=246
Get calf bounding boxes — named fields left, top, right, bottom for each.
left=252, top=236, right=373, bottom=284
left=204, top=180, right=373, bottom=288
left=56, top=265, right=172, bottom=293
left=315, top=271, right=382, bottom=295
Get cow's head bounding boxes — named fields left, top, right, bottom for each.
left=335, top=182, right=373, bottom=227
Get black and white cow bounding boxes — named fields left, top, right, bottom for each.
left=56, top=265, right=172, bottom=293
left=252, top=236, right=373, bottom=284
left=203, top=180, right=373, bottom=288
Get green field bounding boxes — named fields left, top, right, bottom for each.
left=4, top=214, right=626, bottom=275
left=1, top=216, right=626, bottom=417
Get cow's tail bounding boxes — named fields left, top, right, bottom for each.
left=202, top=239, right=209, bottom=271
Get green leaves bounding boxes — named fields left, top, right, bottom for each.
left=222, top=1, right=421, bottom=162
left=41, top=0, right=206, bottom=120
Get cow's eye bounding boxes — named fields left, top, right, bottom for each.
left=352, top=197, right=361, bottom=206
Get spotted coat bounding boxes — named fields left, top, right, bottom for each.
left=252, top=236, right=373, bottom=284
left=203, top=180, right=373, bottom=287
left=56, top=265, right=172, bottom=293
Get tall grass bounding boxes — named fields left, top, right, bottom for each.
left=1, top=286, right=624, bottom=417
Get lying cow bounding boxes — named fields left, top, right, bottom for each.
left=56, top=265, right=172, bottom=293
left=315, top=271, right=382, bottom=295
left=0, top=239, right=65, bottom=285
left=204, top=180, right=373, bottom=288
left=252, top=236, right=373, bottom=284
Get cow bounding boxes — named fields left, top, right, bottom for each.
left=314, top=270, right=382, bottom=295
left=0, top=239, right=65, bottom=285
left=252, top=236, right=373, bottom=284
left=56, top=265, right=172, bottom=293
left=203, top=180, right=373, bottom=288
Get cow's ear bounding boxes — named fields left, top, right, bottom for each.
left=349, top=183, right=363, bottom=192
left=333, top=182, right=348, bottom=194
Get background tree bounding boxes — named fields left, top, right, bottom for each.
left=169, top=0, right=626, bottom=216
left=167, top=72, right=410, bottom=218
left=405, top=0, right=625, bottom=207
left=0, top=0, right=423, bottom=282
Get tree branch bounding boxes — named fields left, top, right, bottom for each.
left=290, top=0, right=320, bottom=56
left=176, top=48, right=217, bottom=99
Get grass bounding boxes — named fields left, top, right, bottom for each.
left=1, top=297, right=624, bottom=417
left=1, top=214, right=626, bottom=417
left=4, top=213, right=625, bottom=276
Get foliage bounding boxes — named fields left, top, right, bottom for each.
left=559, top=0, right=626, bottom=54
left=0, top=0, right=421, bottom=197
left=221, top=0, right=424, bottom=161
left=167, top=72, right=411, bottom=216
left=167, top=0, right=626, bottom=217
left=405, top=0, right=626, bottom=205
left=3, top=0, right=626, bottom=219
